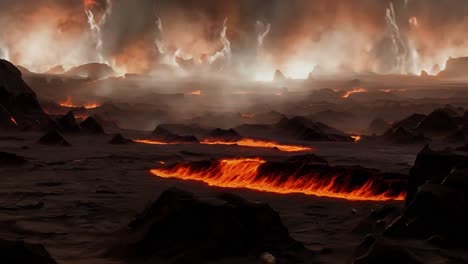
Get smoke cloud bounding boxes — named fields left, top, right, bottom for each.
left=1, top=0, right=468, bottom=78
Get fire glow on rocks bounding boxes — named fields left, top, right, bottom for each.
left=59, top=97, right=101, bottom=109
left=150, top=158, right=405, bottom=201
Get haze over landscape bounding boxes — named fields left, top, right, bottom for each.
left=0, top=1, right=468, bottom=264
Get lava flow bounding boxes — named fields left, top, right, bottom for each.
left=59, top=97, right=101, bottom=109
left=134, top=139, right=173, bottom=145
left=342, top=88, right=367, bottom=98
left=201, top=138, right=312, bottom=152
left=351, top=135, right=361, bottom=142
left=151, top=158, right=405, bottom=201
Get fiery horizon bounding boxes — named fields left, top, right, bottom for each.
left=1, top=1, right=468, bottom=78
left=151, top=158, right=405, bottom=201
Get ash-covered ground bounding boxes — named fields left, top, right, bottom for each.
left=1, top=59, right=468, bottom=263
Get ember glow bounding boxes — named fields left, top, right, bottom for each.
left=342, top=88, right=368, bottom=98
left=351, top=135, right=361, bottom=142
left=190, top=90, right=202, bottom=96
left=201, top=139, right=312, bottom=152
left=59, top=97, right=101, bottom=109
left=134, top=139, right=173, bottom=145
left=10, top=116, right=17, bottom=126
left=150, top=158, right=405, bottom=201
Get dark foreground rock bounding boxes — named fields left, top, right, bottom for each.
left=38, top=129, right=71, bottom=146
left=351, top=235, right=423, bottom=264
left=0, top=152, right=27, bottom=166
left=109, top=188, right=308, bottom=263
left=0, top=59, right=49, bottom=130
left=0, top=239, right=57, bottom=264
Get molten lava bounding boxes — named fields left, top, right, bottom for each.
left=10, top=116, right=17, bottom=126
left=59, top=97, right=101, bottom=109
left=351, top=135, right=361, bottom=142
left=190, top=90, right=202, bottom=96
left=150, top=158, right=405, bottom=201
left=342, top=88, right=367, bottom=98
left=201, top=139, right=312, bottom=152
left=134, top=139, right=173, bottom=145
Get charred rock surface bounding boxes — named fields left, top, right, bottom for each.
left=109, top=134, right=134, bottom=145
left=55, top=111, right=80, bottom=133
left=0, top=239, right=57, bottom=264
left=0, top=59, right=49, bottom=130
left=0, top=152, right=27, bottom=166
left=80, top=117, right=105, bottom=134
left=38, top=129, right=71, bottom=146
left=203, top=128, right=242, bottom=142
left=275, top=116, right=352, bottom=142
left=110, top=188, right=307, bottom=263
left=152, top=126, right=198, bottom=143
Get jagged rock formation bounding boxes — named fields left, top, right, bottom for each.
left=0, top=59, right=49, bottom=130
left=109, top=188, right=308, bottom=263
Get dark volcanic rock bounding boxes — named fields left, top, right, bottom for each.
left=406, top=145, right=468, bottom=204
left=351, top=235, right=423, bottom=264
left=392, top=114, right=426, bottom=131
left=276, top=116, right=352, bottom=142
left=0, top=104, right=18, bottom=131
left=0, top=152, right=27, bottom=166
left=56, top=111, right=80, bottom=133
left=80, top=117, right=105, bottom=134
left=109, top=134, right=134, bottom=144
left=152, top=126, right=199, bottom=143
left=445, top=129, right=466, bottom=143
left=39, top=129, right=71, bottom=146
left=386, top=168, right=468, bottom=245
left=415, top=109, right=459, bottom=135
left=456, top=144, right=468, bottom=152
left=0, top=59, right=49, bottom=130
left=368, top=118, right=391, bottom=135
left=353, top=206, right=401, bottom=234
left=110, top=188, right=307, bottom=263
left=204, top=128, right=242, bottom=142
left=64, top=63, right=116, bottom=80
left=0, top=239, right=57, bottom=264
left=382, top=127, right=429, bottom=144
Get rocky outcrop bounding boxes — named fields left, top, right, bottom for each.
left=0, top=239, right=57, bottom=264
left=110, top=188, right=307, bottom=263
left=152, top=126, right=198, bottom=143
left=64, top=63, right=116, bottom=80
left=38, top=129, right=71, bottom=146
left=203, top=128, right=242, bottom=142
left=0, top=59, right=49, bottom=130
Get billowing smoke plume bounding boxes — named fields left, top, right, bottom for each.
left=84, top=0, right=113, bottom=63
left=2, top=0, right=468, bottom=77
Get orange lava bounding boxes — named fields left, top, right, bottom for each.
left=150, top=158, right=405, bottom=201
left=190, top=90, right=202, bottom=95
left=134, top=139, right=173, bottom=145
left=342, top=88, right=367, bottom=98
left=10, top=116, right=17, bottom=126
left=83, top=0, right=98, bottom=9
left=59, top=97, right=101, bottom=109
left=351, top=135, right=361, bottom=142
left=201, top=138, right=312, bottom=152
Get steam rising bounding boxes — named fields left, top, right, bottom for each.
left=2, top=0, right=468, bottom=77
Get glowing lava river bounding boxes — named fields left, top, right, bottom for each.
left=135, top=138, right=312, bottom=152
left=201, top=139, right=312, bottom=152
left=150, top=158, right=406, bottom=201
